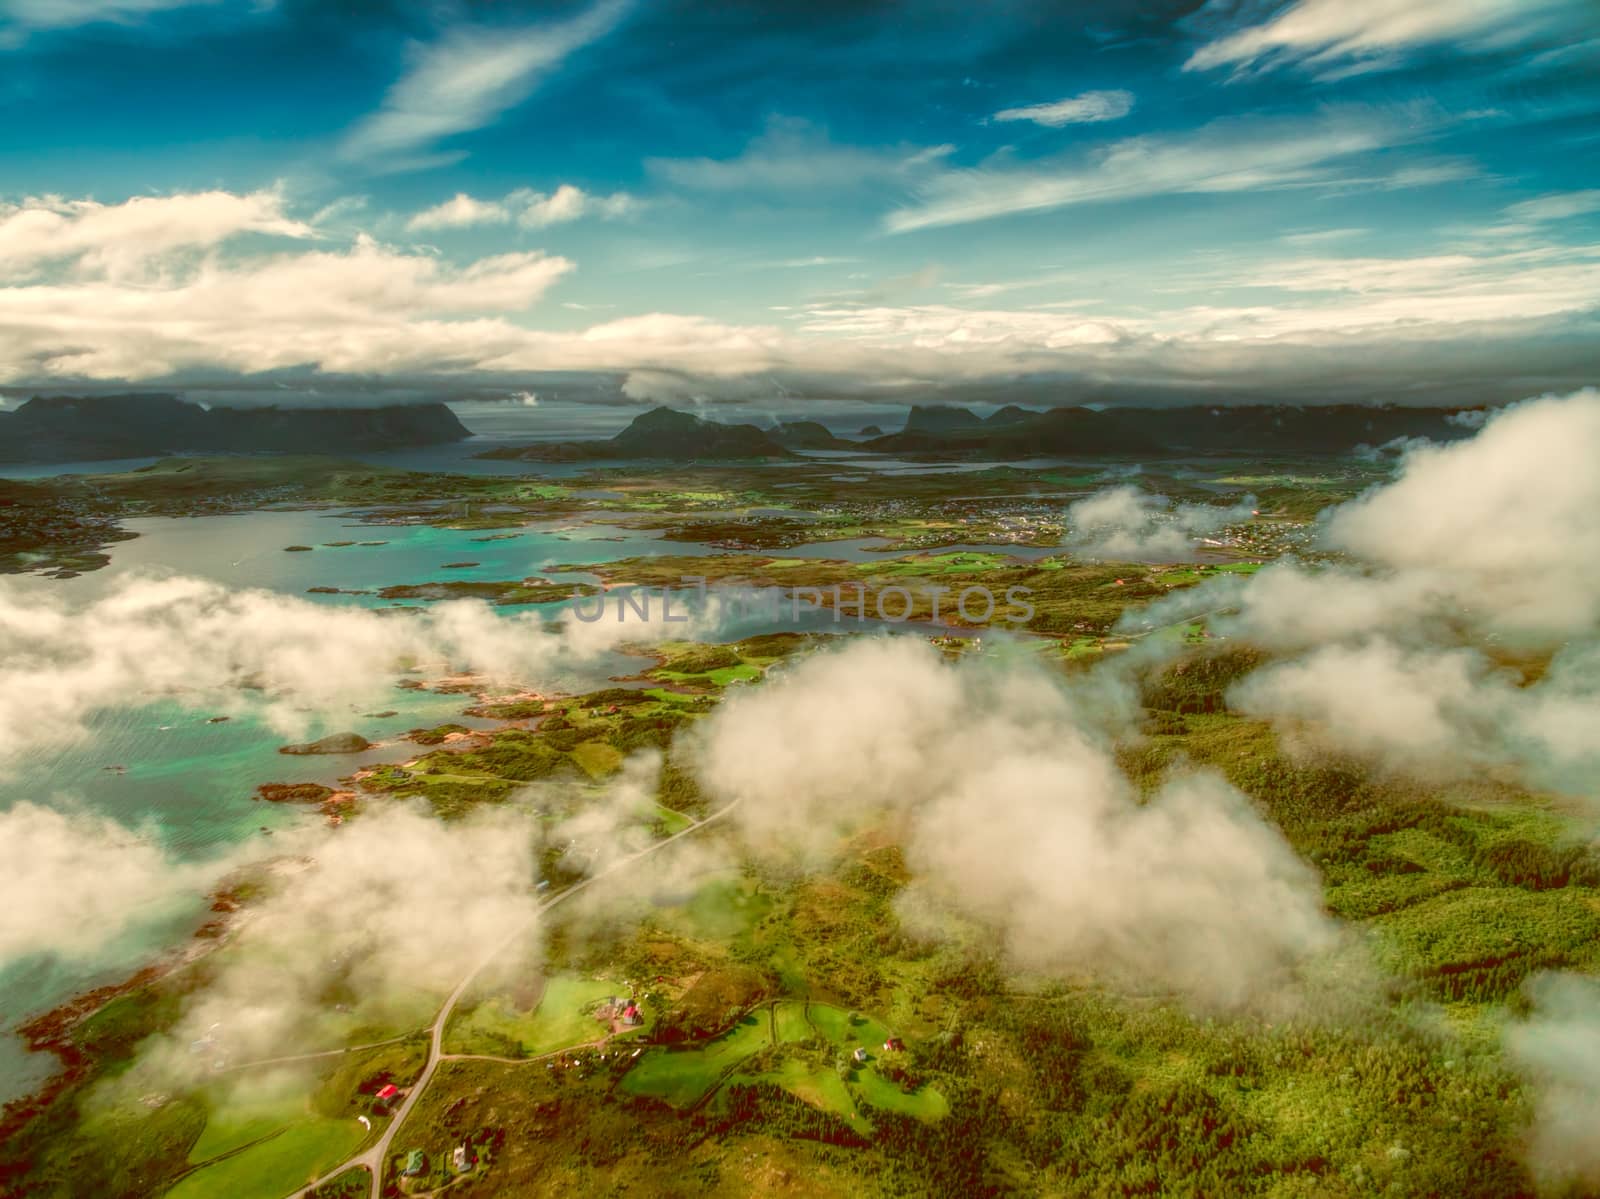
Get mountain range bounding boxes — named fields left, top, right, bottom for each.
left=481, top=402, right=1483, bottom=463
left=0, top=394, right=471, bottom=464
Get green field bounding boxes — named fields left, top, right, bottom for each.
left=619, top=1013, right=772, bottom=1107
left=445, top=974, right=620, bottom=1058
left=165, top=1119, right=366, bottom=1199
left=186, top=1089, right=306, bottom=1162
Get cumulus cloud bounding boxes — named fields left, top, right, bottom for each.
left=512, top=183, right=636, bottom=228
left=0, top=801, right=210, bottom=965
left=0, top=573, right=723, bottom=768
left=1, top=185, right=1595, bottom=403
left=405, top=192, right=510, bottom=231
left=991, top=89, right=1134, bottom=127
left=1064, top=485, right=1256, bottom=561
left=0, top=232, right=572, bottom=380
left=151, top=803, right=542, bottom=1070
left=0, top=189, right=311, bottom=279
left=1506, top=973, right=1600, bottom=1189
left=1229, top=635, right=1600, bottom=794
left=692, top=637, right=1337, bottom=1012
left=406, top=185, right=636, bottom=232
left=340, top=0, right=631, bottom=170
left=1320, top=388, right=1600, bottom=640
left=1122, top=389, right=1600, bottom=794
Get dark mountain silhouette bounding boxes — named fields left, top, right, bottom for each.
left=902, top=405, right=983, bottom=435
left=0, top=394, right=471, bottom=463
left=482, top=402, right=1483, bottom=463
left=481, top=406, right=792, bottom=461
left=768, top=420, right=852, bottom=450
left=862, top=404, right=1480, bottom=457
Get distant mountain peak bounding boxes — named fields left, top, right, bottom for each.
left=0, top=394, right=471, bottom=465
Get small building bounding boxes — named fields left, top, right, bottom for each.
left=374, top=1083, right=400, bottom=1109
left=402, top=1149, right=426, bottom=1177
left=452, top=1144, right=472, bottom=1173
left=852, top=1047, right=868, bottom=1064
left=883, top=1037, right=905, bottom=1053
left=621, top=1003, right=642, bottom=1026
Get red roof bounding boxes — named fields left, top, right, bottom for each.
left=376, top=1084, right=399, bottom=1099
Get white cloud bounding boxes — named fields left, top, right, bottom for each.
left=991, top=89, right=1134, bottom=127
left=340, top=0, right=630, bottom=170
left=0, top=0, right=216, bottom=41
left=649, top=116, right=952, bottom=193
left=1065, top=485, right=1257, bottom=561
left=513, top=183, right=636, bottom=227
left=406, top=192, right=511, bottom=231
left=1186, top=0, right=1581, bottom=78
left=1507, top=974, right=1600, bottom=1190
left=692, top=637, right=1338, bottom=1013
left=2, top=189, right=1596, bottom=402
left=1506, top=189, right=1600, bottom=223
left=886, top=106, right=1428, bottom=233
left=150, top=804, right=543, bottom=1071
left=1321, top=387, right=1600, bottom=639
left=405, top=185, right=635, bottom=233
left=1128, top=390, right=1600, bottom=794
left=0, top=233, right=573, bottom=379
left=0, top=572, right=723, bottom=765
left=0, top=801, right=210, bottom=964
left=0, top=189, right=312, bottom=279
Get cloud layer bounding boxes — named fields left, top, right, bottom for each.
left=1127, top=388, right=1600, bottom=795
left=692, top=636, right=1337, bottom=1012
left=0, top=573, right=719, bottom=768
left=1064, top=485, right=1256, bottom=561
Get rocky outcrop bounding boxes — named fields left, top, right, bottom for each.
left=277, top=732, right=372, bottom=755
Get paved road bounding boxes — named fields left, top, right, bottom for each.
left=291, top=801, right=739, bottom=1199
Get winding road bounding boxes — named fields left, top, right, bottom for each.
left=290, top=800, right=739, bottom=1199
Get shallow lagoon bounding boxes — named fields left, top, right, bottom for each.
left=0, top=503, right=1042, bottom=1096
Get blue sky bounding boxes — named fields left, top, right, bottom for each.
left=0, top=0, right=1597, bottom=408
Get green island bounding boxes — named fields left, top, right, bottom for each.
left=2, top=426, right=1595, bottom=1199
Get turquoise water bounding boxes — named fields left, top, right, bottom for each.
left=0, top=502, right=1047, bottom=1098
left=0, top=685, right=525, bottom=1102
left=38, top=510, right=704, bottom=603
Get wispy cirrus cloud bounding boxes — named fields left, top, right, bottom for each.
left=1506, top=190, right=1600, bottom=223
left=991, top=89, right=1134, bottom=127
left=1185, top=0, right=1586, bottom=79
left=649, top=116, right=951, bottom=193
left=886, top=105, right=1434, bottom=233
left=0, top=0, right=220, bottom=45
left=341, top=0, right=630, bottom=172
